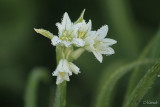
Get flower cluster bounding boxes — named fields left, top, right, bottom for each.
left=34, top=10, right=117, bottom=85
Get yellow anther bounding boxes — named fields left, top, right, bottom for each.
left=78, top=32, right=85, bottom=38
left=59, top=72, right=65, bottom=77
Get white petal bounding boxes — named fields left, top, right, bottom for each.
left=62, top=59, right=72, bottom=75
left=102, top=38, right=117, bottom=46
left=62, top=72, right=70, bottom=81
left=69, top=62, right=80, bottom=74
left=52, top=71, right=58, bottom=76
left=52, top=59, right=63, bottom=76
left=53, top=59, right=72, bottom=85
left=84, top=39, right=94, bottom=52
left=56, top=76, right=64, bottom=85
left=100, top=47, right=115, bottom=55
left=51, top=36, right=61, bottom=46
left=87, top=20, right=92, bottom=31
left=72, top=38, right=85, bottom=47
left=73, top=22, right=83, bottom=30
left=96, top=25, right=108, bottom=40
left=62, top=12, right=72, bottom=30
left=56, top=23, right=63, bottom=36
left=62, top=41, right=72, bottom=47
left=85, top=31, right=96, bottom=45
left=58, top=71, right=70, bottom=82
left=78, top=20, right=92, bottom=33
left=73, top=23, right=83, bottom=37
left=93, top=51, right=103, bottom=63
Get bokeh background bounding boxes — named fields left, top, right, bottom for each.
left=0, top=0, right=160, bottom=107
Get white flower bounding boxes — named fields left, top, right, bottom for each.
left=77, top=20, right=92, bottom=38
left=51, top=12, right=85, bottom=47
left=75, top=20, right=96, bottom=50
left=89, top=25, right=117, bottom=63
left=52, top=59, right=80, bottom=84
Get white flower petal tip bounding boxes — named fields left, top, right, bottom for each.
left=62, top=12, right=72, bottom=30
left=102, top=38, right=117, bottom=46
left=96, top=25, right=108, bottom=40
left=87, top=20, right=92, bottom=30
left=55, top=12, right=72, bottom=36
left=52, top=59, right=80, bottom=85
left=78, top=20, right=92, bottom=33
left=69, top=62, right=80, bottom=74
left=104, top=47, right=115, bottom=55
left=93, top=51, right=103, bottom=63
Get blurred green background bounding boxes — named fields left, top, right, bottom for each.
left=0, top=0, right=160, bottom=107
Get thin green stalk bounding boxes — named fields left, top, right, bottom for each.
left=54, top=81, right=67, bottom=107
left=71, top=48, right=85, bottom=61
left=24, top=67, right=49, bottom=107
left=54, top=46, right=67, bottom=107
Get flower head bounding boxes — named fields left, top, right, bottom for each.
left=52, top=59, right=80, bottom=84
left=89, top=25, right=117, bottom=63
left=52, top=12, right=85, bottom=47
left=34, top=10, right=117, bottom=84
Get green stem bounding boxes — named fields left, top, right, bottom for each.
left=54, top=81, right=67, bottom=107
left=24, top=67, right=49, bottom=107
left=54, top=46, right=67, bottom=107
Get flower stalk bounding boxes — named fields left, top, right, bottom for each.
left=54, top=81, right=67, bottom=107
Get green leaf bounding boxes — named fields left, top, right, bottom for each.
left=74, top=9, right=85, bottom=24
left=150, top=28, right=160, bottom=58
left=124, top=28, right=160, bottom=104
left=124, top=59, right=160, bottom=107
left=24, top=67, right=49, bottom=107
left=34, top=28, right=54, bottom=39
left=95, top=59, right=156, bottom=107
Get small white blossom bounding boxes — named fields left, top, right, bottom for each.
left=77, top=20, right=92, bottom=38
left=51, top=12, right=85, bottom=47
left=52, top=59, right=80, bottom=84
left=89, top=25, right=117, bottom=63
left=76, top=20, right=95, bottom=50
